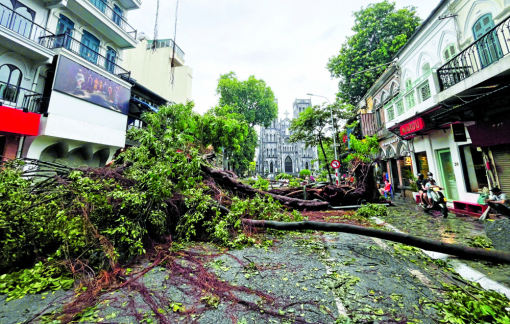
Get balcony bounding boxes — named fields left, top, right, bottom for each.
left=118, top=0, right=142, bottom=10
left=40, top=34, right=131, bottom=80
left=66, top=0, right=137, bottom=49
left=0, top=4, right=54, bottom=61
left=0, top=80, right=44, bottom=113
left=437, top=14, right=510, bottom=91
left=384, top=69, right=434, bottom=126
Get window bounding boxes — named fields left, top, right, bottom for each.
left=0, top=64, right=22, bottom=103
left=396, top=100, right=405, bottom=115
left=390, top=82, right=399, bottom=96
left=405, top=93, right=415, bottom=110
left=80, top=31, right=100, bottom=64
left=105, top=47, right=117, bottom=73
left=381, top=92, right=388, bottom=104
left=419, top=81, right=431, bottom=101
left=90, top=0, right=106, bottom=13
left=405, top=79, right=412, bottom=91
left=443, top=44, right=456, bottom=62
left=387, top=105, right=395, bottom=121
left=459, top=145, right=488, bottom=193
left=285, top=156, right=292, bottom=173
left=55, top=14, right=74, bottom=49
left=112, top=4, right=123, bottom=26
left=473, top=13, right=503, bottom=68
left=375, top=108, right=382, bottom=128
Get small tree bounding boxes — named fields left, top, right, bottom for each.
left=299, top=169, right=311, bottom=178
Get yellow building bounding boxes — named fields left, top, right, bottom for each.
left=122, top=37, right=193, bottom=104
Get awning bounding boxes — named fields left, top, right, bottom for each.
left=388, top=105, right=452, bottom=140
left=131, top=97, right=159, bottom=113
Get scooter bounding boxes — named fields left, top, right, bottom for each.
left=423, top=186, right=449, bottom=218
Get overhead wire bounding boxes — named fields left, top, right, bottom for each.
left=170, top=0, right=179, bottom=88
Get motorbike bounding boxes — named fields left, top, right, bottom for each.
left=423, top=186, right=449, bottom=218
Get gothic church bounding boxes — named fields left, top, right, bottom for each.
left=257, top=99, right=318, bottom=176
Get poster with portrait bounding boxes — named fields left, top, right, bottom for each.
left=53, top=56, right=130, bottom=115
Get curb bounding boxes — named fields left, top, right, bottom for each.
left=371, top=217, right=510, bottom=298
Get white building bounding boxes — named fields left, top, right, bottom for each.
left=0, top=0, right=141, bottom=167
left=256, top=99, right=319, bottom=177
left=122, top=37, right=193, bottom=105
left=363, top=0, right=510, bottom=206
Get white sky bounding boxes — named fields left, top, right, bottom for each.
left=129, top=0, right=439, bottom=119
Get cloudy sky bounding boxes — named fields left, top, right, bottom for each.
left=128, top=0, right=438, bottom=118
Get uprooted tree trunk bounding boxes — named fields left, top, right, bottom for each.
left=243, top=219, right=510, bottom=264
left=201, top=165, right=330, bottom=210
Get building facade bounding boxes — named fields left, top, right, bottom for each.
left=0, top=0, right=142, bottom=167
left=256, top=99, right=319, bottom=177
left=122, top=37, right=193, bottom=104
left=359, top=0, right=510, bottom=204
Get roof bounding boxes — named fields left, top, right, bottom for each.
left=393, top=0, right=447, bottom=59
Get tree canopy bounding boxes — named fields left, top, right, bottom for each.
left=289, top=105, right=334, bottom=182
left=327, top=1, right=421, bottom=105
left=215, top=72, right=278, bottom=128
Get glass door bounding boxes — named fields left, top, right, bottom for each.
left=55, top=14, right=74, bottom=49
left=105, top=47, right=116, bottom=73
left=80, top=31, right=100, bottom=64
left=437, top=149, right=459, bottom=201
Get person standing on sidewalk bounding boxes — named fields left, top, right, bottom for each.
left=485, top=187, right=510, bottom=216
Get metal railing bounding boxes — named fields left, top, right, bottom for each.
left=146, top=39, right=185, bottom=59
left=87, top=0, right=137, bottom=39
left=127, top=116, right=144, bottom=131
left=438, top=14, right=510, bottom=91
left=40, top=34, right=131, bottom=79
left=0, top=3, right=54, bottom=43
left=384, top=69, right=432, bottom=109
left=0, top=80, right=43, bottom=113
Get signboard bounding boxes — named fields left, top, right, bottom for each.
left=331, top=160, right=341, bottom=169
left=451, top=123, right=467, bottom=142
left=400, top=117, right=425, bottom=136
left=404, top=156, right=412, bottom=166
left=53, top=56, right=131, bottom=114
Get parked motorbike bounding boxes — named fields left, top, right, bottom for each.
left=423, top=186, right=448, bottom=218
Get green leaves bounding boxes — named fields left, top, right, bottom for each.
left=0, top=261, right=74, bottom=301
left=326, top=1, right=421, bottom=105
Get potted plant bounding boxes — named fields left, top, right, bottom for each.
left=404, top=170, right=420, bottom=202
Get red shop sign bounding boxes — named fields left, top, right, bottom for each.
left=400, top=117, right=425, bottom=136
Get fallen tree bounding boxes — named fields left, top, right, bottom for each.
left=243, top=219, right=510, bottom=264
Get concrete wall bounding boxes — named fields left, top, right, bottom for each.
left=122, top=39, right=193, bottom=104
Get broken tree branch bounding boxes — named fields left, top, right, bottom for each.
left=243, top=219, right=510, bottom=264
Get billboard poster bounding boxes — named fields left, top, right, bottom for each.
left=53, top=56, right=130, bottom=115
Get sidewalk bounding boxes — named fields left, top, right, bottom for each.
left=377, top=198, right=510, bottom=289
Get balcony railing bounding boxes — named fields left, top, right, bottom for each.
left=0, top=4, right=54, bottom=43
left=40, top=34, right=131, bottom=79
left=0, top=80, right=44, bottom=113
left=127, top=116, right=144, bottom=131
left=438, top=14, right=510, bottom=91
left=87, top=0, right=137, bottom=40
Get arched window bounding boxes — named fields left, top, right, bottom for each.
left=285, top=156, right=292, bottom=173
left=0, top=64, right=22, bottom=103
left=305, top=162, right=309, bottom=170
left=421, top=62, right=430, bottom=75
left=390, top=82, right=399, bottom=96
left=12, top=6, right=34, bottom=38
left=443, top=44, right=456, bottom=62
left=270, top=162, right=273, bottom=173
left=381, top=92, right=388, bottom=103
left=405, top=79, right=412, bottom=91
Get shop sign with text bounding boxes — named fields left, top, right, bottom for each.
left=400, top=117, right=425, bottom=136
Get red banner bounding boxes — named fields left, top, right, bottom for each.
left=0, top=106, right=40, bottom=136
left=400, top=117, right=425, bottom=136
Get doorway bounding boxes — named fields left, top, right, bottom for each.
left=390, top=159, right=400, bottom=194
left=437, top=149, right=459, bottom=201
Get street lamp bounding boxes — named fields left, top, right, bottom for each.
left=306, top=93, right=340, bottom=185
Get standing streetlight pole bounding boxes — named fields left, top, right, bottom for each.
left=306, top=93, right=340, bottom=186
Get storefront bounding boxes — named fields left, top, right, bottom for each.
left=379, top=136, right=413, bottom=198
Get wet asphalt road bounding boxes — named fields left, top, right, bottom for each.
left=0, top=230, right=449, bottom=324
